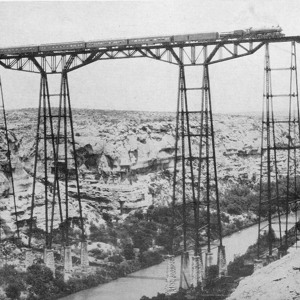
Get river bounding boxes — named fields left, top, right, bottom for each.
left=60, top=212, right=297, bottom=300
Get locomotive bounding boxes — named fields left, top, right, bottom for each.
left=219, top=25, right=283, bottom=39
left=0, top=26, right=284, bottom=56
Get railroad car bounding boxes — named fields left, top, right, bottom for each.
left=188, top=32, right=219, bottom=42
left=86, top=39, right=127, bottom=48
left=39, top=41, right=85, bottom=52
left=233, top=30, right=245, bottom=36
left=0, top=26, right=284, bottom=56
left=219, top=30, right=244, bottom=39
left=0, top=45, right=38, bottom=55
left=128, top=36, right=172, bottom=45
left=173, top=35, right=188, bottom=42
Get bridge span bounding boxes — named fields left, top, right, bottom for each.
left=0, top=34, right=299, bottom=72
left=0, top=30, right=299, bottom=294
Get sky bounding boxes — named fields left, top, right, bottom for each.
left=0, top=0, right=300, bottom=113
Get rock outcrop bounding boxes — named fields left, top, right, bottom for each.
left=0, top=108, right=293, bottom=236
left=227, top=247, right=300, bottom=300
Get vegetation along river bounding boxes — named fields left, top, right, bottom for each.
left=60, top=213, right=297, bottom=300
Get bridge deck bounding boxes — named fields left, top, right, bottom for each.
left=0, top=35, right=299, bottom=59
left=1, top=35, right=300, bottom=74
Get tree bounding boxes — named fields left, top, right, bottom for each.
left=123, top=243, right=135, bottom=260
left=5, top=283, right=21, bottom=300
left=139, top=250, right=163, bottom=268
left=26, top=264, right=54, bottom=299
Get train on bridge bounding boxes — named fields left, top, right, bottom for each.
left=0, top=26, right=283, bottom=56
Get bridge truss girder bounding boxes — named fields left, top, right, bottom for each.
left=2, top=37, right=299, bottom=73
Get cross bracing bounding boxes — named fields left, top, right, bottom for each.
left=0, top=36, right=299, bottom=73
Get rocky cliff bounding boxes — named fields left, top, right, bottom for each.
left=227, top=247, right=300, bottom=300
left=0, top=108, right=293, bottom=238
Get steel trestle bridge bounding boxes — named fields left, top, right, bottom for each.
left=0, top=31, right=299, bottom=290
left=0, top=35, right=299, bottom=72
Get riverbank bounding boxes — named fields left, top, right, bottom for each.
left=141, top=220, right=300, bottom=300
left=227, top=246, right=300, bottom=300
left=58, top=214, right=294, bottom=300
left=0, top=249, right=166, bottom=300
left=0, top=223, right=236, bottom=300
left=0, top=210, right=291, bottom=300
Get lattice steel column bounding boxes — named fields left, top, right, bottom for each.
left=53, top=70, right=85, bottom=248
left=0, top=77, right=19, bottom=240
left=29, top=65, right=85, bottom=274
left=172, top=65, right=199, bottom=253
left=198, top=50, right=224, bottom=280
left=258, top=43, right=278, bottom=257
left=172, top=63, right=205, bottom=289
left=199, top=59, right=223, bottom=256
left=285, top=42, right=300, bottom=249
left=172, top=50, right=224, bottom=288
left=258, top=42, right=300, bottom=257
left=29, top=70, right=63, bottom=248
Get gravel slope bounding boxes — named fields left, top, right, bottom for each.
left=227, top=247, right=300, bottom=300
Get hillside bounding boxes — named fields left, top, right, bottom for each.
left=227, top=246, right=300, bottom=300
left=0, top=108, right=292, bottom=259
left=0, top=108, right=294, bottom=299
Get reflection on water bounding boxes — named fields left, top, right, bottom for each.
left=60, top=258, right=179, bottom=300
left=60, top=212, right=298, bottom=300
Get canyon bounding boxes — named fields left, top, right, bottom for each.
left=0, top=108, right=292, bottom=263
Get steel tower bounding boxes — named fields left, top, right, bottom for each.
left=258, top=41, right=300, bottom=258
left=172, top=47, right=224, bottom=289
left=0, top=77, right=19, bottom=242
left=27, top=58, right=86, bottom=275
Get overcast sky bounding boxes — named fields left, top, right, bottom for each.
left=0, top=0, right=299, bottom=113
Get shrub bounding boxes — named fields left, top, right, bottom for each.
left=227, top=203, right=242, bottom=215
left=26, top=264, right=54, bottom=299
left=0, top=265, right=19, bottom=285
left=123, top=243, right=135, bottom=260
left=5, top=283, right=21, bottom=300
left=108, top=254, right=123, bottom=264
left=90, top=248, right=107, bottom=260
left=140, top=250, right=163, bottom=268
left=119, top=261, right=131, bottom=275
left=0, top=265, right=25, bottom=299
left=102, top=212, right=112, bottom=224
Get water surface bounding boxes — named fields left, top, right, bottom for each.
left=60, top=213, right=297, bottom=300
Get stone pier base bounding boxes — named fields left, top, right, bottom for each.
left=254, top=259, right=263, bottom=272
left=44, top=249, right=55, bottom=276
left=64, top=246, right=72, bottom=273
left=25, top=249, right=34, bottom=269
left=60, top=247, right=64, bottom=261
left=179, top=251, right=190, bottom=289
left=205, top=252, right=213, bottom=277
left=80, top=241, right=89, bottom=270
left=0, top=253, right=4, bottom=268
left=217, top=245, right=227, bottom=277
left=191, top=255, right=203, bottom=287
left=43, top=248, right=47, bottom=264
left=165, top=255, right=176, bottom=295
left=64, top=270, right=72, bottom=282
left=205, top=252, right=213, bottom=268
